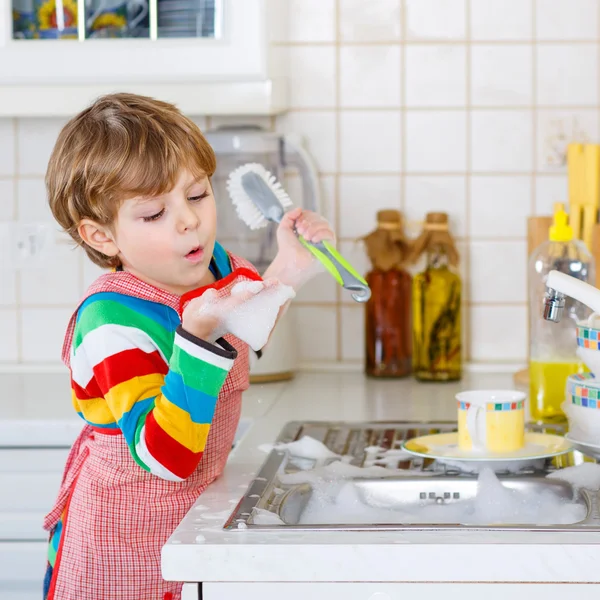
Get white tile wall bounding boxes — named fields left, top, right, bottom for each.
left=405, top=46, right=466, bottom=107
left=0, top=0, right=598, bottom=366
left=470, top=0, right=532, bottom=40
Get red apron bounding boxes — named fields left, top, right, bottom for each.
left=44, top=255, right=259, bottom=600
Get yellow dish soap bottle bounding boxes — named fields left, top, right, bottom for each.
left=411, top=212, right=462, bottom=381
left=529, top=203, right=594, bottom=422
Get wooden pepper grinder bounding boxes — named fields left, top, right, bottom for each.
left=362, top=210, right=412, bottom=378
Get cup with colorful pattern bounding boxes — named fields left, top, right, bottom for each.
left=576, top=321, right=600, bottom=376
left=457, top=390, right=526, bottom=453
left=564, top=373, right=600, bottom=445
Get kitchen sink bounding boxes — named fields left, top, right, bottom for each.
left=224, top=421, right=600, bottom=532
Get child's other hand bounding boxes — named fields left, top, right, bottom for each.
left=182, top=278, right=279, bottom=341
left=276, top=208, right=335, bottom=272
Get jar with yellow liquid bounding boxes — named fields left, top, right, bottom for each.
left=529, top=203, right=594, bottom=422
left=412, top=212, right=461, bottom=381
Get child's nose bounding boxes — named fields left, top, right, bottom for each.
left=178, top=204, right=200, bottom=232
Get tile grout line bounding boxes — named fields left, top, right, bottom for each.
left=531, top=0, right=538, bottom=216
left=279, top=105, right=600, bottom=112
left=334, top=0, right=343, bottom=363
left=13, top=118, right=23, bottom=364
left=271, top=39, right=600, bottom=46
left=298, top=170, right=566, bottom=177
left=0, top=170, right=571, bottom=180
left=464, top=0, right=472, bottom=362
left=400, top=0, right=406, bottom=215
left=527, top=0, right=537, bottom=365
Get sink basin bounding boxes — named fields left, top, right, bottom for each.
left=274, top=476, right=595, bottom=530
left=225, top=420, right=600, bottom=532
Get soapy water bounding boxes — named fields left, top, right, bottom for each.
left=296, top=467, right=587, bottom=526
left=255, top=437, right=600, bottom=526
left=547, top=462, right=600, bottom=491
left=260, top=436, right=340, bottom=461
left=195, top=280, right=295, bottom=351
left=278, top=460, right=433, bottom=486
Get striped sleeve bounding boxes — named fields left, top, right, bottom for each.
left=70, top=294, right=237, bottom=481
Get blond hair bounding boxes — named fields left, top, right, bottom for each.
left=46, top=93, right=217, bottom=268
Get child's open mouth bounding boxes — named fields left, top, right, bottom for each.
left=185, top=246, right=204, bottom=263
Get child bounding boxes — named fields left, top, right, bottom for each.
left=43, top=93, right=334, bottom=600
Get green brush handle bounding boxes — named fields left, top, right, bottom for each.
left=299, top=238, right=371, bottom=303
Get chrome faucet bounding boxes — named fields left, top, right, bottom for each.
left=542, top=270, right=600, bottom=322
left=543, top=287, right=566, bottom=322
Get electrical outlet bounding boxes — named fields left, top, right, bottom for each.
left=543, top=116, right=590, bottom=169
left=0, top=222, right=54, bottom=270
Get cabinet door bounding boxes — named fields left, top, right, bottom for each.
left=1, top=0, right=266, bottom=84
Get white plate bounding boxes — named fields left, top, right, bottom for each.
left=402, top=432, right=572, bottom=462
left=565, top=433, right=600, bottom=460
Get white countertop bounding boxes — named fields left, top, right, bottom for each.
left=162, top=371, right=600, bottom=584
left=0, top=369, right=286, bottom=447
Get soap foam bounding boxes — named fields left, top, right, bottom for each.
left=278, top=459, right=432, bottom=486
left=197, top=280, right=295, bottom=351
left=251, top=508, right=286, bottom=525
left=547, top=462, right=600, bottom=491
left=296, top=467, right=586, bottom=526
left=270, top=436, right=341, bottom=460
left=224, top=281, right=295, bottom=351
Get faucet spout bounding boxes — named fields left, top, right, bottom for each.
left=543, top=288, right=565, bottom=322
left=543, top=271, right=600, bottom=322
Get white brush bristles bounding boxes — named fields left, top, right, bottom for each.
left=227, top=163, right=294, bottom=230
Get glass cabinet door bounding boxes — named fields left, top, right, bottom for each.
left=11, top=0, right=221, bottom=40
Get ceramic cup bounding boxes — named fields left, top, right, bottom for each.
left=576, top=320, right=600, bottom=376
left=457, top=390, right=526, bottom=453
left=564, top=373, right=600, bottom=445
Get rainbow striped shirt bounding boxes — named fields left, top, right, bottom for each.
left=69, top=291, right=237, bottom=482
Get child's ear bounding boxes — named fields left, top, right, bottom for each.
left=78, top=219, right=119, bottom=259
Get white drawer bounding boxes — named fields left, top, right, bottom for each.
left=0, top=449, right=68, bottom=541
left=0, top=583, right=42, bottom=600
left=0, top=542, right=46, bottom=583
left=203, top=583, right=600, bottom=600
left=0, top=449, right=70, bottom=472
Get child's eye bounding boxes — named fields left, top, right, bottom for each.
left=143, top=209, right=165, bottom=222
left=188, top=191, right=209, bottom=202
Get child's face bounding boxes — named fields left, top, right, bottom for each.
left=112, top=169, right=217, bottom=295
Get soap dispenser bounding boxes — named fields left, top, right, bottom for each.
left=529, top=202, right=594, bottom=422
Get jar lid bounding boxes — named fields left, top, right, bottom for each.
left=376, top=209, right=402, bottom=227
left=425, top=212, right=449, bottom=229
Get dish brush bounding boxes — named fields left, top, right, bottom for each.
left=226, top=163, right=371, bottom=303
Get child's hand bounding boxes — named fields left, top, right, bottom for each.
left=276, top=208, right=335, bottom=270
left=182, top=278, right=279, bottom=341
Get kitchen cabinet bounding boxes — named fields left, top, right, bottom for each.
left=0, top=0, right=288, bottom=116
left=0, top=447, right=69, bottom=598
left=200, top=583, right=600, bottom=600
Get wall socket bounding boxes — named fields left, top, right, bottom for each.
left=0, top=222, right=54, bottom=270
left=543, top=116, right=590, bottom=169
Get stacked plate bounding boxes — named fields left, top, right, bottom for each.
left=564, top=372, right=600, bottom=457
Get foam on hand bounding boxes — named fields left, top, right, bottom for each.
left=198, top=279, right=295, bottom=351
left=225, top=281, right=295, bottom=350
